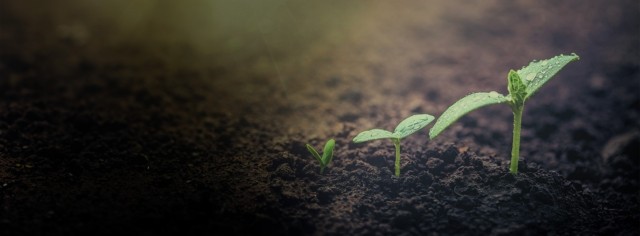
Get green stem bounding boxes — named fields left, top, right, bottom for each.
left=320, top=166, right=325, bottom=174
left=393, top=139, right=401, bottom=177
left=510, top=106, right=523, bottom=174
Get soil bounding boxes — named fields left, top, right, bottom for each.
left=1, top=0, right=639, bottom=235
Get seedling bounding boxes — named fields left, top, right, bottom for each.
left=353, top=114, right=435, bottom=177
left=306, top=139, right=336, bottom=174
left=429, top=53, right=579, bottom=174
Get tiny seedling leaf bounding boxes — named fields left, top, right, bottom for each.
left=353, top=129, right=395, bottom=143
left=306, top=144, right=322, bottom=163
left=393, top=114, right=435, bottom=139
left=307, top=139, right=336, bottom=174
left=429, top=92, right=509, bottom=139
left=321, top=139, right=335, bottom=165
left=517, top=53, right=580, bottom=99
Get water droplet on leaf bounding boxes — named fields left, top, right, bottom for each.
left=526, top=73, right=536, bottom=81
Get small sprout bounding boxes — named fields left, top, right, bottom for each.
left=306, top=139, right=336, bottom=174
left=429, top=53, right=579, bottom=174
left=353, top=114, right=435, bottom=177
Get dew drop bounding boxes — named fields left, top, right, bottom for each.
left=541, top=60, right=548, bottom=66
left=526, top=73, right=536, bottom=81
left=489, top=91, right=501, bottom=98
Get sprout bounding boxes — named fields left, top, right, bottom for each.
left=306, top=139, right=336, bottom=174
left=353, top=114, right=435, bottom=177
left=429, top=53, right=580, bottom=174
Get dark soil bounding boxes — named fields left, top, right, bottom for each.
left=1, top=0, right=639, bottom=235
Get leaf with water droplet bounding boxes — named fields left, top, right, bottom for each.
left=353, top=114, right=435, bottom=142
left=517, top=53, right=579, bottom=99
left=429, top=92, right=509, bottom=139
left=525, top=73, right=536, bottom=82
left=393, top=114, right=435, bottom=139
left=352, top=129, right=395, bottom=143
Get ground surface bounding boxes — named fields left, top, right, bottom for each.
left=1, top=0, right=639, bottom=235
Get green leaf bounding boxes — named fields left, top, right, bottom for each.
left=306, top=144, right=322, bottom=164
left=393, top=114, right=435, bottom=139
left=516, top=53, right=580, bottom=99
left=353, top=129, right=395, bottom=143
left=507, top=70, right=527, bottom=105
left=429, top=92, right=509, bottom=139
left=321, top=139, right=335, bottom=165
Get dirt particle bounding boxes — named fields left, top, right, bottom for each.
left=339, top=113, right=359, bottom=122
left=425, top=158, right=443, bottom=172
left=317, top=186, right=336, bottom=205
left=532, top=189, right=553, bottom=205
left=273, top=163, right=295, bottom=180
left=441, top=146, right=459, bottom=164
left=339, top=90, right=363, bottom=104
left=455, top=196, right=475, bottom=210
left=325, top=76, right=341, bottom=87
left=515, top=180, right=531, bottom=193
left=391, top=210, right=416, bottom=228
left=419, top=173, right=434, bottom=186
left=366, top=154, right=387, bottom=167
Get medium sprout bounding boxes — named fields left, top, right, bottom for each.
left=353, top=114, right=435, bottom=177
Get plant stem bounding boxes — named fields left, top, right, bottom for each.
left=320, top=166, right=325, bottom=174
left=510, top=106, right=523, bottom=174
left=393, top=138, right=401, bottom=177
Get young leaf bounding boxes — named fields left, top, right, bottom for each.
left=516, top=53, right=580, bottom=99
left=429, top=92, right=509, bottom=139
left=393, top=114, right=435, bottom=139
left=306, top=144, right=322, bottom=164
left=353, top=129, right=395, bottom=143
left=321, top=139, right=336, bottom=165
left=507, top=70, right=527, bottom=105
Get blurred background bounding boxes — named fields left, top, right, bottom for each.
left=1, top=0, right=638, bottom=181
left=0, top=0, right=638, bottom=234
left=1, top=0, right=364, bottom=66
left=1, top=0, right=639, bottom=186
